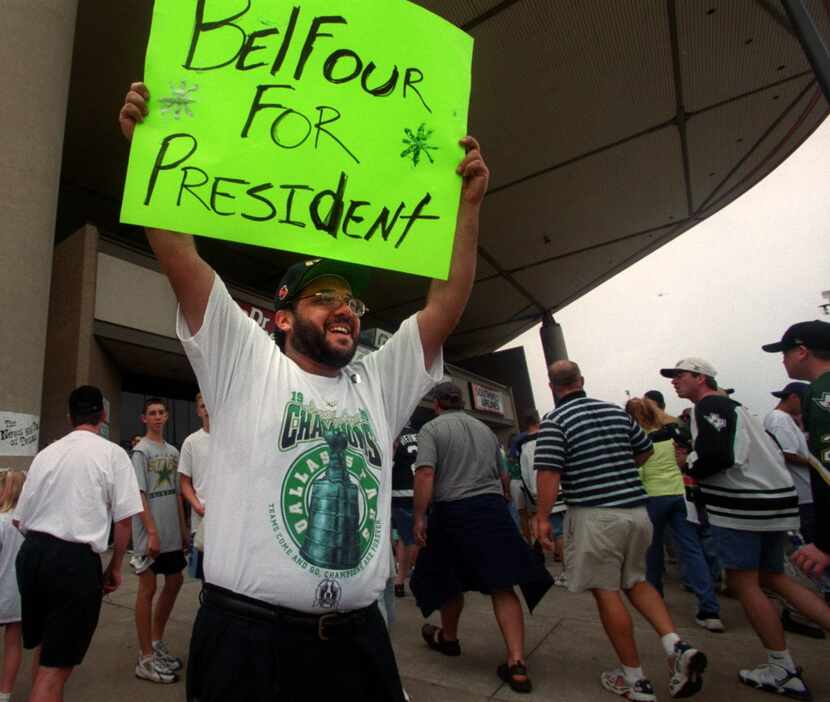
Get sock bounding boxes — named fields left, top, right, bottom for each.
left=152, top=639, right=162, bottom=650
left=661, top=632, right=681, bottom=656
left=767, top=649, right=796, bottom=673
left=622, top=665, right=644, bottom=684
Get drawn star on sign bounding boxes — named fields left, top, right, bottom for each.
left=401, top=124, right=438, bottom=166
left=159, top=80, right=199, bottom=120
left=156, top=463, right=176, bottom=488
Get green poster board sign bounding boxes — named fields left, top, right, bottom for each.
left=121, top=0, right=474, bottom=279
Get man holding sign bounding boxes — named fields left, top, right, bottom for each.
left=120, top=73, right=488, bottom=701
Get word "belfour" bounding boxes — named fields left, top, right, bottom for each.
left=184, top=0, right=431, bottom=112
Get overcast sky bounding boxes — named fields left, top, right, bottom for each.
left=502, top=119, right=830, bottom=419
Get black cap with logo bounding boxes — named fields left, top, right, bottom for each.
left=274, top=259, right=369, bottom=311
left=762, top=320, right=830, bottom=353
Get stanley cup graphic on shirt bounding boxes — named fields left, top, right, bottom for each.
left=300, top=429, right=361, bottom=569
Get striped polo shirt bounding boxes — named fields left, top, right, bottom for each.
left=535, top=391, right=652, bottom=508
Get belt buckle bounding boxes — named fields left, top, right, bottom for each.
left=318, top=612, right=338, bottom=640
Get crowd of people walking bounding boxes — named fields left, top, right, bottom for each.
left=0, top=82, right=827, bottom=702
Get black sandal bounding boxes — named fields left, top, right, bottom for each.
left=497, top=662, right=532, bottom=693
left=421, top=624, right=461, bottom=656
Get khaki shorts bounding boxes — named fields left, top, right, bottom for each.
left=564, top=505, right=652, bottom=593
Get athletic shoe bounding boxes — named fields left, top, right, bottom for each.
left=668, top=641, right=707, bottom=698
left=554, top=573, right=568, bottom=588
left=738, top=664, right=811, bottom=701
left=695, top=612, right=725, bottom=633
left=152, top=640, right=183, bottom=671
left=600, top=668, right=657, bottom=702
left=781, top=609, right=826, bottom=640
left=135, top=655, right=178, bottom=684
left=132, top=555, right=154, bottom=575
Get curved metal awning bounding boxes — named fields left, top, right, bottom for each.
left=58, top=0, right=830, bottom=360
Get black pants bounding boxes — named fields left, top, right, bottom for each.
left=187, top=585, right=406, bottom=702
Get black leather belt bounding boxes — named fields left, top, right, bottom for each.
left=201, top=584, right=371, bottom=641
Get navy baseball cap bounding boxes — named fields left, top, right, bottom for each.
left=762, top=320, right=830, bottom=353
left=275, top=259, right=370, bottom=311
left=771, top=382, right=810, bottom=400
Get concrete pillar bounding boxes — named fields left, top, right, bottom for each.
left=539, top=312, right=568, bottom=369
left=0, top=2, right=79, bottom=467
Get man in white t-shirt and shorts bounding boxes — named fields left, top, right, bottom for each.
left=119, top=81, right=490, bottom=702
left=131, top=398, right=188, bottom=684
left=178, top=392, right=211, bottom=581
left=14, top=386, right=142, bottom=701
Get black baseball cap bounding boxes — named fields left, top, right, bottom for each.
left=771, top=381, right=810, bottom=400
left=762, top=320, right=830, bottom=353
left=274, top=259, right=369, bottom=311
left=69, top=385, right=104, bottom=415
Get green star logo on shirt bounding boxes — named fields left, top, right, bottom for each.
left=813, top=392, right=830, bottom=412
left=156, top=464, right=175, bottom=488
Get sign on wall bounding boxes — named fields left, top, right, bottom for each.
left=0, top=411, right=40, bottom=456
left=121, top=0, right=474, bottom=279
left=470, top=383, right=505, bottom=415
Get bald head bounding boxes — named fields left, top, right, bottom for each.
left=548, top=360, right=584, bottom=400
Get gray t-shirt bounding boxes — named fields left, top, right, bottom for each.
left=416, top=411, right=504, bottom=502
left=131, top=437, right=182, bottom=555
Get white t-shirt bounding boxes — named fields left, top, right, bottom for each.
left=178, top=427, right=211, bottom=533
left=520, top=437, right=566, bottom=514
left=0, top=513, right=24, bottom=623
left=763, top=409, right=813, bottom=505
left=177, top=277, right=442, bottom=613
left=14, top=430, right=143, bottom=553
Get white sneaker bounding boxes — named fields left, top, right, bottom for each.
left=694, top=614, right=725, bottom=633
left=132, top=555, right=154, bottom=575
left=152, top=640, right=183, bottom=671
left=738, top=664, right=810, bottom=700
left=668, top=641, right=707, bottom=698
left=135, top=655, right=178, bottom=684
left=600, top=668, right=657, bottom=701
left=554, top=573, right=568, bottom=588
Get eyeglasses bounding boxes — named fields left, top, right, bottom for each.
left=295, top=290, right=368, bottom=317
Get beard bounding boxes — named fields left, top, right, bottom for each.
left=290, top=312, right=357, bottom=369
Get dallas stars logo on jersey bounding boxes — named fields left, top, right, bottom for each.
left=268, top=393, right=383, bottom=580
left=704, top=412, right=727, bottom=432
left=812, top=392, right=830, bottom=412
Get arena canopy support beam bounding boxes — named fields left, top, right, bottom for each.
left=539, top=312, right=568, bottom=368
left=781, top=0, right=830, bottom=101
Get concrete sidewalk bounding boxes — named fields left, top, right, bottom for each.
left=4, top=559, right=828, bottom=701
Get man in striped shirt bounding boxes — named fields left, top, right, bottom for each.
left=665, top=357, right=830, bottom=700
left=534, top=361, right=706, bottom=702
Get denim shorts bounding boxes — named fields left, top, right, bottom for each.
left=391, top=506, right=415, bottom=546
left=710, top=525, right=788, bottom=573
left=549, top=512, right=565, bottom=539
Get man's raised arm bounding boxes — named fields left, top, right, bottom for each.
left=119, top=82, right=214, bottom=335
left=417, top=136, right=490, bottom=369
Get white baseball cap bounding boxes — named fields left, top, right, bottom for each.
left=659, top=357, right=717, bottom=378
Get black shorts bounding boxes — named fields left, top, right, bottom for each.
left=16, top=532, right=103, bottom=668
left=150, top=549, right=187, bottom=576
left=186, top=585, right=405, bottom=702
